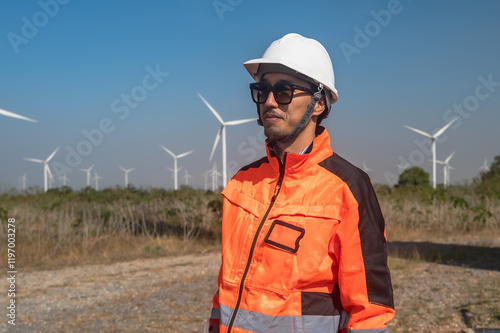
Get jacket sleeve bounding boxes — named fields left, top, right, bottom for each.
left=330, top=180, right=395, bottom=332
left=206, top=266, right=222, bottom=332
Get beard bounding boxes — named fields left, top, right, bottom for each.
left=264, top=126, right=289, bottom=141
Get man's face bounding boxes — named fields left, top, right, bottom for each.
left=258, top=73, right=315, bottom=141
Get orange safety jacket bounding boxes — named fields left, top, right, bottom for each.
left=208, top=126, right=395, bottom=333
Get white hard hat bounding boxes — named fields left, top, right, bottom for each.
left=243, top=33, right=338, bottom=105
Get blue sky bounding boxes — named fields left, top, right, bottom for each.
left=1, top=0, right=499, bottom=191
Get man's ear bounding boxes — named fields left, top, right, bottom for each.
left=312, top=95, right=326, bottom=116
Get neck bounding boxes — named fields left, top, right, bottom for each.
left=274, top=125, right=317, bottom=160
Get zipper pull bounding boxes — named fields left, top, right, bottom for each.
left=271, top=183, right=281, bottom=201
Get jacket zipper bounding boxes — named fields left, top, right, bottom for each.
left=226, top=153, right=287, bottom=332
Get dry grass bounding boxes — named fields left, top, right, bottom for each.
left=10, top=234, right=220, bottom=272
left=0, top=186, right=498, bottom=271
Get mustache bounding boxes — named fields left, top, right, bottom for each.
left=262, top=110, right=283, bottom=118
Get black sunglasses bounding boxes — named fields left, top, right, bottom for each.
left=249, top=82, right=315, bottom=105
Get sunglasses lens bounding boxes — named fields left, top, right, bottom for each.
left=251, top=83, right=270, bottom=104
left=274, top=85, right=293, bottom=104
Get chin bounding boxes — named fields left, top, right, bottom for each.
left=264, top=127, right=289, bottom=141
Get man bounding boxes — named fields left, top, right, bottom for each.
left=204, top=33, right=395, bottom=333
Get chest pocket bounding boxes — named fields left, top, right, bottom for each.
left=248, top=204, right=342, bottom=296
left=264, top=220, right=305, bottom=254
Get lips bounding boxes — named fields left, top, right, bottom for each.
left=263, top=111, right=283, bottom=120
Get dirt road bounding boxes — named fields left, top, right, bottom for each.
left=1, top=248, right=499, bottom=332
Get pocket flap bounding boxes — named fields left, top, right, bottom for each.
left=264, top=220, right=305, bottom=254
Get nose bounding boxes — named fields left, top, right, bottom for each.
left=264, top=89, right=279, bottom=108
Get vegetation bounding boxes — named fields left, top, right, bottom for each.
left=1, top=156, right=499, bottom=270
left=0, top=185, right=223, bottom=270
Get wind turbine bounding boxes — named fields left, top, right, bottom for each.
left=182, top=169, right=193, bottom=186
left=211, top=162, right=221, bottom=191
left=478, top=157, right=490, bottom=172
left=80, top=165, right=94, bottom=187
left=198, top=93, right=257, bottom=187
left=436, top=152, right=455, bottom=187
left=397, top=162, right=410, bottom=173
left=24, top=147, right=60, bottom=192
left=93, top=170, right=102, bottom=191
left=404, top=118, right=457, bottom=189
left=119, top=166, right=135, bottom=187
left=362, top=161, right=372, bottom=173
left=203, top=170, right=211, bottom=191
left=0, top=108, right=38, bottom=123
left=160, top=145, right=193, bottom=190
left=20, top=173, right=27, bottom=191
left=60, top=173, right=69, bottom=186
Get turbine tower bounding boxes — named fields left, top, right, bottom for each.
left=203, top=169, right=211, bottom=191
left=119, top=166, right=135, bottom=187
left=211, top=162, right=221, bottom=191
left=160, top=145, right=193, bottom=190
left=182, top=169, right=193, bottom=186
left=20, top=173, right=27, bottom=191
left=80, top=165, right=95, bottom=187
left=24, top=147, right=60, bottom=192
left=93, top=170, right=102, bottom=191
left=404, top=118, right=457, bottom=189
left=0, top=108, right=38, bottom=123
left=60, top=173, right=69, bottom=186
left=198, top=93, right=257, bottom=187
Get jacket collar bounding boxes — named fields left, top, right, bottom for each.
left=266, top=126, right=334, bottom=174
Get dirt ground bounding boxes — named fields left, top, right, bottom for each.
left=1, top=242, right=499, bottom=333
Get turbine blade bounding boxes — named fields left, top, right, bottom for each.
left=434, top=118, right=457, bottom=138
left=45, top=147, right=60, bottom=163
left=46, top=164, right=54, bottom=180
left=160, top=144, right=176, bottom=158
left=177, top=150, right=194, bottom=159
left=24, top=158, right=44, bottom=164
left=0, top=108, right=38, bottom=123
left=209, top=127, right=222, bottom=161
left=225, top=118, right=258, bottom=126
left=198, top=93, right=225, bottom=125
left=404, top=125, right=433, bottom=139
left=119, top=166, right=127, bottom=172
left=444, top=151, right=456, bottom=164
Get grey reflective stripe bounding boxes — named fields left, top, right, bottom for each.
left=220, top=303, right=340, bottom=333
left=339, top=310, right=349, bottom=330
left=211, top=307, right=220, bottom=320
left=347, top=328, right=389, bottom=333
left=211, top=290, right=220, bottom=319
